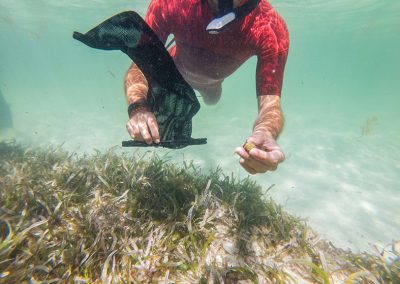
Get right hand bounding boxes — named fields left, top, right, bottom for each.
left=126, top=109, right=160, bottom=144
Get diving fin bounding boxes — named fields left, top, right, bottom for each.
left=73, top=11, right=206, bottom=149
left=122, top=138, right=207, bottom=149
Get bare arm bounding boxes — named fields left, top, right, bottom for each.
left=235, top=95, right=285, bottom=174
left=124, top=63, right=149, bottom=105
left=124, top=63, right=160, bottom=144
left=253, top=95, right=284, bottom=140
left=234, top=15, right=288, bottom=174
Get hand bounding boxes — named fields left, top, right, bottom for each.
left=126, top=109, right=160, bottom=144
left=234, top=132, right=285, bottom=175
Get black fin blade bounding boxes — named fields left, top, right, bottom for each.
left=73, top=11, right=206, bottom=145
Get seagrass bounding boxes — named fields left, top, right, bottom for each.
left=0, top=141, right=398, bottom=283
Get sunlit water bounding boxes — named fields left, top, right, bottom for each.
left=1, top=0, right=399, bottom=252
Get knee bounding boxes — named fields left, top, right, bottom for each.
left=200, top=87, right=222, bottom=105
left=202, top=94, right=220, bottom=105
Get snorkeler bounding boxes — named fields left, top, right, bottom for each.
left=125, top=0, right=289, bottom=174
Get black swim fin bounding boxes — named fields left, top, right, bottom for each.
left=73, top=11, right=206, bottom=149
left=122, top=138, right=207, bottom=149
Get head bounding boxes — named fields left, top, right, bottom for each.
left=207, top=0, right=244, bottom=15
left=206, top=0, right=261, bottom=34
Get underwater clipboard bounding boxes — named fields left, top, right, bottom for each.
left=73, top=11, right=207, bottom=149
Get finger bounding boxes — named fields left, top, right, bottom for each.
left=236, top=146, right=272, bottom=173
left=239, top=158, right=257, bottom=175
left=241, top=156, right=272, bottom=173
left=126, top=119, right=142, bottom=140
left=137, top=117, right=153, bottom=144
left=147, top=115, right=160, bottom=144
left=234, top=147, right=250, bottom=159
left=126, top=122, right=134, bottom=138
left=245, top=148, right=284, bottom=172
left=249, top=148, right=285, bottom=165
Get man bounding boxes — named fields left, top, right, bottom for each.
left=124, top=0, right=289, bottom=174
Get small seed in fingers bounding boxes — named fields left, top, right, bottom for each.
left=243, top=140, right=256, bottom=153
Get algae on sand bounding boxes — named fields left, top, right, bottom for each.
left=0, top=141, right=399, bottom=283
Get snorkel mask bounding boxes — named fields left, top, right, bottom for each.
left=206, top=0, right=261, bottom=34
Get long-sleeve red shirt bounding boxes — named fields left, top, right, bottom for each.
left=145, top=0, right=289, bottom=97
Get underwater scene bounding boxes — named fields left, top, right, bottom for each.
left=1, top=0, right=399, bottom=282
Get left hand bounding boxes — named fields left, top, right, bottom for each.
left=234, top=131, right=285, bottom=175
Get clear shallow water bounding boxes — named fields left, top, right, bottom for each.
left=0, top=0, right=399, bottom=252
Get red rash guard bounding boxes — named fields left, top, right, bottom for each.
left=145, top=0, right=289, bottom=97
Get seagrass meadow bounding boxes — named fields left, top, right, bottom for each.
left=0, top=141, right=399, bottom=283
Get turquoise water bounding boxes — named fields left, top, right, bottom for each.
left=0, top=0, right=399, bottom=252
